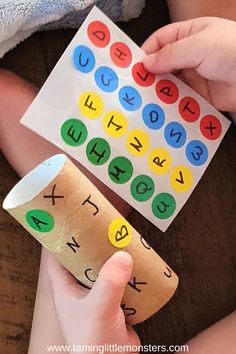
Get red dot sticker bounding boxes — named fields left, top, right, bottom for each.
left=87, top=21, right=110, bottom=48
left=179, top=97, right=200, bottom=122
left=132, top=62, right=155, bottom=87
left=155, top=79, right=179, bottom=104
left=110, top=42, right=132, bottom=68
left=200, top=115, right=222, bottom=140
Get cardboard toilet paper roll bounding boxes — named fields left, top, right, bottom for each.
left=3, top=154, right=178, bottom=324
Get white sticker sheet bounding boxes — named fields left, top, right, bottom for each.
left=21, top=6, right=231, bottom=232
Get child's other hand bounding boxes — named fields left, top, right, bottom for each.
left=47, top=251, right=140, bottom=352
left=142, top=17, right=236, bottom=112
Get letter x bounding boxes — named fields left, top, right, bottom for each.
left=44, top=184, right=64, bottom=206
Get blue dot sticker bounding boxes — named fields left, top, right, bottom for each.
left=186, top=140, right=208, bottom=166
left=142, top=103, right=165, bottom=130
left=118, top=86, right=142, bottom=111
left=164, top=122, right=187, bottom=148
left=73, top=45, right=95, bottom=73
left=94, top=66, right=118, bottom=93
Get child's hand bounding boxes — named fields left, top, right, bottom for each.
left=142, top=17, right=236, bottom=112
left=47, top=251, right=140, bottom=352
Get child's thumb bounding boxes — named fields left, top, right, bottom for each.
left=88, top=251, right=133, bottom=320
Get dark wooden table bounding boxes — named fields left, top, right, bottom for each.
left=0, top=1, right=235, bottom=352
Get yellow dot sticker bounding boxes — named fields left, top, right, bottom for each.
left=170, top=165, right=193, bottom=192
left=148, top=148, right=172, bottom=175
left=103, top=111, right=128, bottom=138
left=78, top=91, right=103, bottom=119
left=108, top=218, right=132, bottom=248
left=126, top=129, right=150, bottom=157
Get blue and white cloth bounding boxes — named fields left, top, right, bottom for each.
left=0, top=0, right=145, bottom=57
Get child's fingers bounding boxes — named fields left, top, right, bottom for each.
left=141, top=21, right=192, bottom=54
left=143, top=30, right=210, bottom=74
left=141, top=17, right=219, bottom=74
left=88, top=251, right=133, bottom=320
left=47, top=253, right=88, bottom=299
left=141, top=17, right=213, bottom=54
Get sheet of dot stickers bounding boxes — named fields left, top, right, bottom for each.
left=21, top=6, right=230, bottom=232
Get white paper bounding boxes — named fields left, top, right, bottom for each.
left=21, top=6, right=231, bottom=231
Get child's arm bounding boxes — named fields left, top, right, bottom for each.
left=186, top=311, right=236, bottom=354
left=167, top=0, right=236, bottom=22
left=142, top=17, right=236, bottom=112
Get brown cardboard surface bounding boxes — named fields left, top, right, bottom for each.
left=3, top=155, right=178, bottom=324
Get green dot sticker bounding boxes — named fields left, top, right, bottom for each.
left=26, top=209, right=55, bottom=233
left=151, top=193, right=176, bottom=219
left=108, top=156, right=133, bottom=184
left=131, top=175, right=155, bottom=202
left=86, top=137, right=111, bottom=165
left=61, top=118, right=88, bottom=146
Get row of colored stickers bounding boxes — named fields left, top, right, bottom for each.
left=73, top=29, right=222, bottom=142
left=65, top=92, right=209, bottom=167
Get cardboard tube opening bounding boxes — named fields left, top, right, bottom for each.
left=3, top=154, right=66, bottom=210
